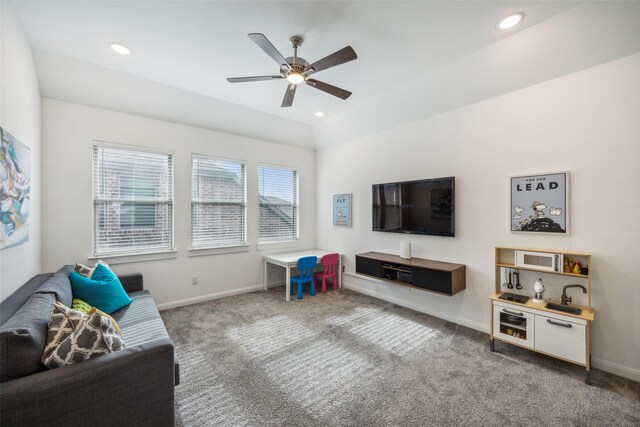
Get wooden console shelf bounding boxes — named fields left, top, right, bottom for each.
left=355, top=251, right=466, bottom=296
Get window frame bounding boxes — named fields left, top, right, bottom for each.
left=190, top=154, right=247, bottom=250
left=257, top=163, right=299, bottom=243
left=92, top=141, right=175, bottom=257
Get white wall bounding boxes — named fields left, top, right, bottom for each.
left=316, top=53, right=640, bottom=381
left=41, top=99, right=316, bottom=307
left=312, top=2, right=640, bottom=149
left=0, top=3, right=42, bottom=300
left=32, top=48, right=316, bottom=150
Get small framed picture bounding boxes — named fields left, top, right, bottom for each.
left=511, top=172, right=569, bottom=234
left=333, top=194, right=352, bottom=227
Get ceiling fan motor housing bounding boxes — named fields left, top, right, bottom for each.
left=282, top=59, right=308, bottom=77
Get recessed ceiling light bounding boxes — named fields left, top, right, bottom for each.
left=315, top=112, right=325, bottom=118
left=496, top=13, right=524, bottom=31
left=109, top=43, right=131, bottom=55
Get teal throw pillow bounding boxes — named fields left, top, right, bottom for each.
left=91, top=262, right=119, bottom=283
left=69, top=264, right=132, bottom=314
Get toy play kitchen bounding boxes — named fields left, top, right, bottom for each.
left=489, top=247, right=594, bottom=383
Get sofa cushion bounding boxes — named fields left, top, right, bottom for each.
left=0, top=292, right=56, bottom=382
left=35, top=265, right=74, bottom=307
left=0, top=273, right=53, bottom=326
left=42, top=311, right=125, bottom=369
left=111, top=291, right=180, bottom=385
left=69, top=264, right=132, bottom=314
left=111, top=291, right=170, bottom=348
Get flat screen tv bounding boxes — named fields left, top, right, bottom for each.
left=372, top=177, right=455, bottom=237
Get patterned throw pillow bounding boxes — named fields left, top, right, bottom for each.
left=74, top=260, right=112, bottom=278
left=42, top=303, right=126, bottom=369
left=74, top=263, right=95, bottom=278
left=42, top=302, right=90, bottom=363
left=70, top=299, right=122, bottom=336
left=88, top=307, right=122, bottom=337
left=71, top=298, right=92, bottom=314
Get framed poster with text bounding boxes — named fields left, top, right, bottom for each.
left=333, top=194, right=352, bottom=227
left=511, top=172, right=568, bottom=234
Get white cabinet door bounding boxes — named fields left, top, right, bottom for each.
left=535, top=315, right=586, bottom=364
left=493, top=303, right=535, bottom=349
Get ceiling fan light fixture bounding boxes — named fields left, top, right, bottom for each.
left=286, top=73, right=305, bottom=84
left=496, top=12, right=524, bottom=30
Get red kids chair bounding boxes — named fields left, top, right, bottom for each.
left=314, top=253, right=339, bottom=293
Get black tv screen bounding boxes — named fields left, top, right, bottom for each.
left=372, top=177, right=455, bottom=237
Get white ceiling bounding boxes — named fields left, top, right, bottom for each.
left=8, top=1, right=640, bottom=149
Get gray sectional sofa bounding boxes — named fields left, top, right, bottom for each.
left=0, top=266, right=179, bottom=427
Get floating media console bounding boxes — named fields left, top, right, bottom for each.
left=355, top=252, right=466, bottom=296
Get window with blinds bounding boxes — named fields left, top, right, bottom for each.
left=191, top=156, right=246, bottom=248
left=93, top=145, right=173, bottom=256
left=258, top=165, right=298, bottom=242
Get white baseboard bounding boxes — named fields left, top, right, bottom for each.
left=591, top=357, right=640, bottom=383
left=344, top=277, right=640, bottom=382
left=156, top=284, right=263, bottom=311
left=343, top=280, right=489, bottom=334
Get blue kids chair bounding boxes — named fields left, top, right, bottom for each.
left=290, top=256, right=318, bottom=300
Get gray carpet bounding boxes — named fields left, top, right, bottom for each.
left=161, top=288, right=640, bottom=426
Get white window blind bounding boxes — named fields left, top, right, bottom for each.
left=191, top=156, right=246, bottom=248
left=258, top=165, right=298, bottom=242
left=93, top=145, right=173, bottom=256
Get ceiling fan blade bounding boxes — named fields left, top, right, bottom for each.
left=306, top=79, right=352, bottom=100
left=304, top=46, right=357, bottom=75
left=248, top=33, right=291, bottom=71
left=227, top=75, right=283, bottom=83
left=281, top=83, right=297, bottom=108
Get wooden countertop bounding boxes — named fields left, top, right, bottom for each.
left=490, top=292, right=594, bottom=322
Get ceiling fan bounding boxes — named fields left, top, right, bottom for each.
left=227, top=33, right=357, bottom=108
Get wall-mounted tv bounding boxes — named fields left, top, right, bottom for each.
left=372, top=177, right=455, bottom=237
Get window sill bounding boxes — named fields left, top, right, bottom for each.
left=256, top=240, right=300, bottom=251
left=89, top=249, right=178, bottom=265
left=189, top=244, right=250, bottom=257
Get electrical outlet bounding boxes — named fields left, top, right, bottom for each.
left=191, top=275, right=199, bottom=285
left=342, top=266, right=346, bottom=273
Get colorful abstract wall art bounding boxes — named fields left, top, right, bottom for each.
left=1, top=127, right=31, bottom=249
